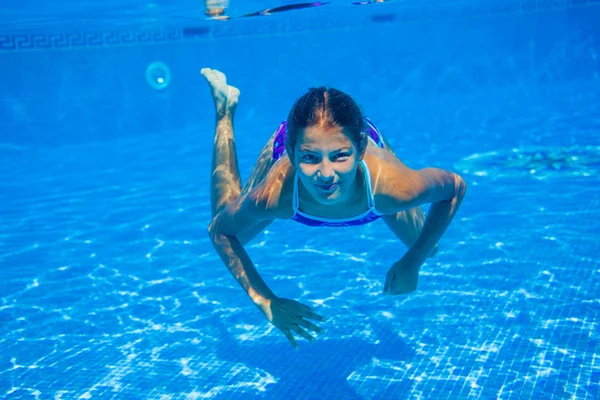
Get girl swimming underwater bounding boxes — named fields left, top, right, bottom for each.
left=202, top=68, right=466, bottom=348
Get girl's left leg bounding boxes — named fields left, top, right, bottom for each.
left=201, top=68, right=243, bottom=218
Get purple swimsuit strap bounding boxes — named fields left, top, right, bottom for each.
left=272, top=120, right=288, bottom=161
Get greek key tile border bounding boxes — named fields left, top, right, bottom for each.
left=1, top=0, right=597, bottom=52
left=0, top=29, right=183, bottom=51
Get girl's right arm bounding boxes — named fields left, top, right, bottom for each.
left=207, top=187, right=277, bottom=310
left=208, top=166, right=325, bottom=348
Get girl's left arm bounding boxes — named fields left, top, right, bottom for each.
left=378, top=167, right=467, bottom=294
left=405, top=168, right=466, bottom=261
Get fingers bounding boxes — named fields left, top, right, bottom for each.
left=299, top=308, right=325, bottom=323
left=276, top=299, right=325, bottom=322
left=297, top=318, right=322, bottom=334
left=292, top=301, right=326, bottom=322
left=283, top=316, right=322, bottom=345
left=290, top=324, right=317, bottom=343
left=293, top=304, right=324, bottom=332
left=282, top=328, right=298, bottom=348
left=296, top=302, right=314, bottom=311
left=273, top=299, right=326, bottom=347
left=278, top=318, right=322, bottom=348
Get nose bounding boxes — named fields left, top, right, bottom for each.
left=317, top=160, right=335, bottom=181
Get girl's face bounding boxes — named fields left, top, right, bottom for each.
left=293, top=124, right=362, bottom=205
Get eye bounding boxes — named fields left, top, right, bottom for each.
left=301, top=154, right=318, bottom=162
left=334, top=152, right=351, bottom=161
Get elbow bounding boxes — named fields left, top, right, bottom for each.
left=457, top=174, right=467, bottom=195
left=207, top=217, right=219, bottom=241
left=208, top=219, right=228, bottom=249
left=453, top=173, right=467, bottom=201
left=208, top=216, right=235, bottom=244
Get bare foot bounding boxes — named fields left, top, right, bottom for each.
left=200, top=68, right=240, bottom=118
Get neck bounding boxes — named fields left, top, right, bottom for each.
left=348, top=160, right=367, bottom=206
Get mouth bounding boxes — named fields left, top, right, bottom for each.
left=316, top=182, right=339, bottom=192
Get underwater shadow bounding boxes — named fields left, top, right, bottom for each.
left=209, top=315, right=416, bottom=400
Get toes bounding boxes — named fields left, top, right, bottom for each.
left=200, top=68, right=227, bottom=86
left=200, top=67, right=214, bottom=79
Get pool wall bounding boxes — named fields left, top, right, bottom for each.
left=0, top=1, right=598, bottom=151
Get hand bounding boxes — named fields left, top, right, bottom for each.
left=383, top=253, right=425, bottom=295
left=258, top=296, right=324, bottom=348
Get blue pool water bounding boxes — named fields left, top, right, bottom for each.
left=1, top=1, right=600, bottom=399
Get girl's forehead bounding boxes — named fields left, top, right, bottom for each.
left=298, top=125, right=354, bottom=146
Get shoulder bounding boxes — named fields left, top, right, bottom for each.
left=212, top=157, right=296, bottom=236
left=364, top=150, right=421, bottom=212
left=364, top=149, right=463, bottom=214
left=242, top=156, right=296, bottom=220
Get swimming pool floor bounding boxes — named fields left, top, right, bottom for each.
left=1, top=82, right=599, bottom=399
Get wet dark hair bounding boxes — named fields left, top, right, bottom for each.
left=285, top=87, right=366, bottom=159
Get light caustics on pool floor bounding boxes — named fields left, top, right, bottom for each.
left=455, top=145, right=600, bottom=180
left=0, top=129, right=599, bottom=399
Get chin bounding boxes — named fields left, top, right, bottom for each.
left=315, top=190, right=343, bottom=204
left=316, top=197, right=338, bottom=205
